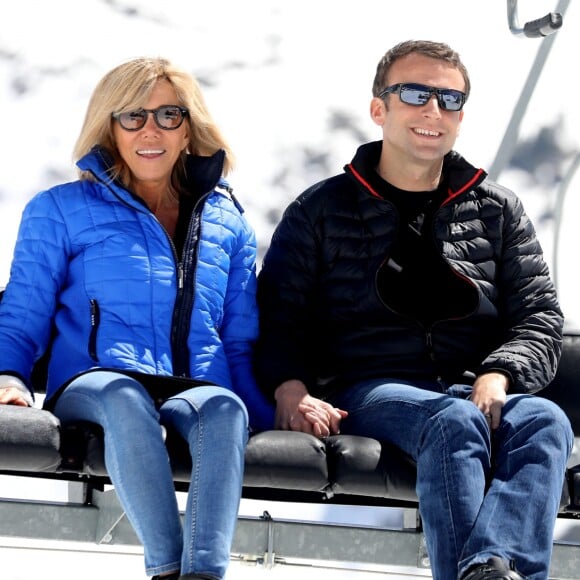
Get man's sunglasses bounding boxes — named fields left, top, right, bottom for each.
left=112, top=105, right=189, bottom=131
left=378, top=83, right=466, bottom=112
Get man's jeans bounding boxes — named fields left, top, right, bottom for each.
left=329, top=378, right=573, bottom=580
left=53, top=371, right=249, bottom=578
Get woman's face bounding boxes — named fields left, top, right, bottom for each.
left=113, top=79, right=189, bottom=197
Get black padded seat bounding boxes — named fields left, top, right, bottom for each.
left=540, top=333, right=580, bottom=435
left=1, top=333, right=580, bottom=515
left=327, top=435, right=417, bottom=500
left=243, top=431, right=329, bottom=491
left=72, top=426, right=333, bottom=493
left=0, top=406, right=61, bottom=472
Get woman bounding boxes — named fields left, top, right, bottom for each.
left=0, top=57, right=274, bottom=579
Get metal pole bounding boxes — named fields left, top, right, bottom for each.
left=551, top=153, right=580, bottom=292
left=507, top=0, right=563, bottom=37
left=488, top=0, right=570, bottom=181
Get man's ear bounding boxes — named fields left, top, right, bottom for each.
left=370, top=97, right=387, bottom=127
left=456, top=110, right=465, bottom=137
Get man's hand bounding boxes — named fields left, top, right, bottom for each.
left=274, top=379, right=348, bottom=437
left=0, top=386, right=31, bottom=407
left=471, top=372, right=509, bottom=430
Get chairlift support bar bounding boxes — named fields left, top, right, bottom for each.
left=488, top=0, right=569, bottom=181
left=508, top=0, right=563, bottom=38
left=551, top=152, right=580, bottom=295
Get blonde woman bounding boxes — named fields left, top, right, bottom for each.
left=0, top=57, right=274, bottom=579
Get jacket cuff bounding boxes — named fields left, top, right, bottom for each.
left=477, top=367, right=513, bottom=389
left=0, top=375, right=34, bottom=406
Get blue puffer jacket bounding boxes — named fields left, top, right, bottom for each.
left=0, top=147, right=274, bottom=431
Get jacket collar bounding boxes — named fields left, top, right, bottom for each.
left=345, top=141, right=487, bottom=204
left=76, top=146, right=227, bottom=200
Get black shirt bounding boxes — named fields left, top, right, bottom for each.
left=374, top=176, right=472, bottom=326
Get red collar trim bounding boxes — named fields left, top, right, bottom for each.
left=347, top=163, right=382, bottom=199
left=443, top=168, right=485, bottom=205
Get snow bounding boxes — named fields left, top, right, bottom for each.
left=2, top=1, right=578, bottom=270
left=1, top=1, right=579, bottom=578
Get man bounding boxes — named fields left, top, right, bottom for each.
left=254, top=40, right=573, bottom=580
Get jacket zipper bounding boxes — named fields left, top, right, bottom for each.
left=88, top=299, right=100, bottom=362
left=90, top=166, right=215, bottom=377
left=373, top=201, right=480, bottom=383
left=170, top=193, right=210, bottom=377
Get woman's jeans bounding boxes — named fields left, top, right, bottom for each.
left=329, top=379, right=573, bottom=580
left=52, top=371, right=249, bottom=578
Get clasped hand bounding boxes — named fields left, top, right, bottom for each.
left=274, top=379, right=348, bottom=438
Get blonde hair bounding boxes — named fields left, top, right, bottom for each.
left=73, top=57, right=234, bottom=189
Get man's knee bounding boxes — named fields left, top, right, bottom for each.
left=431, top=397, right=488, bottom=439
left=505, top=395, right=573, bottom=450
left=438, top=397, right=482, bottom=422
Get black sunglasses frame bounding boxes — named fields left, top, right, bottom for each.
left=378, top=83, right=466, bottom=112
left=112, top=105, right=189, bottom=131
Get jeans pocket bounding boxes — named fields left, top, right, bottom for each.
left=446, top=383, right=473, bottom=399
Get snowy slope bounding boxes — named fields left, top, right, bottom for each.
left=1, top=1, right=578, bottom=274
left=1, top=2, right=579, bottom=578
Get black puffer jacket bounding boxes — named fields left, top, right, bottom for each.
left=255, top=141, right=563, bottom=398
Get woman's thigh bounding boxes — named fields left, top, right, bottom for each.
left=52, top=370, right=156, bottom=427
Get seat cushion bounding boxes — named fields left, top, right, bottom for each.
left=81, top=428, right=332, bottom=494
left=326, top=434, right=417, bottom=500
left=243, top=431, right=330, bottom=492
left=0, top=406, right=61, bottom=472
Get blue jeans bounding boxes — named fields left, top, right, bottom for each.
left=329, top=378, right=573, bottom=580
left=52, top=371, right=249, bottom=578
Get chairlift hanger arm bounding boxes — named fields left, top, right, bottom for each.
left=507, top=0, right=563, bottom=38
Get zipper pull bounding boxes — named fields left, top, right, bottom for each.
left=426, top=330, right=437, bottom=362
left=177, top=263, right=184, bottom=289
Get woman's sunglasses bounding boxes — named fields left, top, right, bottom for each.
left=378, top=83, right=466, bottom=112
left=112, top=105, right=189, bottom=131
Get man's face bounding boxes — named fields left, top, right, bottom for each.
left=372, top=53, right=465, bottom=166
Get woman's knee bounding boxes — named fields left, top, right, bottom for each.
left=198, top=388, right=247, bottom=428
left=161, top=388, right=248, bottom=452
left=165, top=387, right=249, bottom=431
left=63, top=371, right=155, bottom=417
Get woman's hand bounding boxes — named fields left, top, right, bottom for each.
left=0, top=386, right=31, bottom=407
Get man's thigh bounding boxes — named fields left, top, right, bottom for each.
left=330, top=378, right=467, bottom=457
